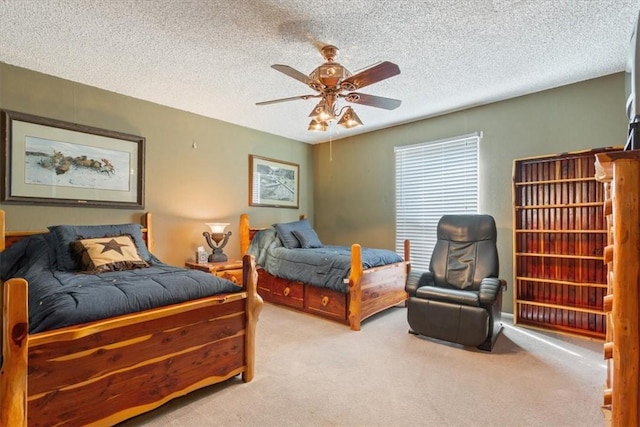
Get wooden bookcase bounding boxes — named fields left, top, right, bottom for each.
left=512, top=148, right=619, bottom=338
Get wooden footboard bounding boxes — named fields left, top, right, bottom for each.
left=348, top=241, right=410, bottom=330
left=0, top=211, right=262, bottom=426
left=1, top=255, right=261, bottom=426
left=239, top=213, right=409, bottom=331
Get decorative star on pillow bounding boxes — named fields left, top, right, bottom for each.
left=98, top=238, right=130, bottom=255
left=72, top=235, right=149, bottom=273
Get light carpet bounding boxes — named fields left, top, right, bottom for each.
left=119, top=303, right=605, bottom=427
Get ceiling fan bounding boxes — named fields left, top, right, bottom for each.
left=256, top=44, right=401, bottom=132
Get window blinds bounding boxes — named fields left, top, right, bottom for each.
left=394, top=133, right=480, bottom=271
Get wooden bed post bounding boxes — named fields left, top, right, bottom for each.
left=142, top=212, right=154, bottom=253
left=0, top=209, right=3, bottom=391
left=1, top=278, right=29, bottom=427
left=1, top=209, right=27, bottom=425
left=242, top=254, right=263, bottom=382
left=240, top=213, right=250, bottom=255
left=0, top=209, right=5, bottom=251
left=348, top=244, right=363, bottom=331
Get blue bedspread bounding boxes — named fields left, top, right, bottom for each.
left=247, top=228, right=403, bottom=293
left=0, top=233, right=241, bottom=333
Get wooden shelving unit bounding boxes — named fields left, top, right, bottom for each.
left=512, top=148, right=619, bottom=338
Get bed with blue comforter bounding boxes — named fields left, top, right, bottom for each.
left=248, top=227, right=403, bottom=294
left=241, top=213, right=410, bottom=331
left=1, top=230, right=240, bottom=334
left=0, top=211, right=262, bottom=426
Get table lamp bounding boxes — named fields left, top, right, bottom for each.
left=203, top=222, right=231, bottom=262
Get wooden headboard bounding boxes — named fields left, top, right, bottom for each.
left=1, top=210, right=154, bottom=253
left=239, top=213, right=306, bottom=255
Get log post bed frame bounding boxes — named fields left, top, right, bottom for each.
left=0, top=210, right=263, bottom=426
left=239, top=213, right=410, bottom=331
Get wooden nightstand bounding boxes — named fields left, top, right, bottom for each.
left=185, top=259, right=243, bottom=285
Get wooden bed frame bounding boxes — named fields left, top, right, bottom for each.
left=239, top=213, right=409, bottom=331
left=0, top=210, right=263, bottom=426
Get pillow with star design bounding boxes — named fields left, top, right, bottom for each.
left=48, top=223, right=152, bottom=271
left=72, top=235, right=150, bottom=273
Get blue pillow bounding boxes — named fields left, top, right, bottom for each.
left=48, top=223, right=152, bottom=271
left=292, top=228, right=323, bottom=248
left=273, top=219, right=312, bottom=249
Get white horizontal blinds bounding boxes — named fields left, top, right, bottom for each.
left=395, top=133, right=480, bottom=271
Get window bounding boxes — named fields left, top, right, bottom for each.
left=395, top=132, right=480, bottom=271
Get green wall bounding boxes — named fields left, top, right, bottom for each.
left=0, top=63, right=312, bottom=266
left=312, top=73, right=627, bottom=313
left=0, top=62, right=628, bottom=315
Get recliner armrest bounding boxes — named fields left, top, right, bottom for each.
left=405, top=271, right=435, bottom=297
left=479, top=277, right=505, bottom=304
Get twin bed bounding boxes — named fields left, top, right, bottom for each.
left=240, top=213, right=410, bottom=330
left=0, top=210, right=262, bottom=426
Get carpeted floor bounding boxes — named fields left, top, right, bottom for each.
left=120, top=303, right=606, bottom=427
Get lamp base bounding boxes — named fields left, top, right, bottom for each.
left=208, top=251, right=228, bottom=263
left=203, top=230, right=231, bottom=263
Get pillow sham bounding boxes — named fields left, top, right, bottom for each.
left=49, top=223, right=151, bottom=271
left=71, top=235, right=150, bottom=273
left=292, top=228, right=323, bottom=248
left=273, top=219, right=313, bottom=249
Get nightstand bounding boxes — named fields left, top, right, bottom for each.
left=185, top=259, right=243, bottom=285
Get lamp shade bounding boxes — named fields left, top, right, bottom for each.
left=309, top=100, right=335, bottom=122
left=337, top=107, right=363, bottom=129
left=205, top=222, right=230, bottom=234
left=308, top=119, right=328, bottom=132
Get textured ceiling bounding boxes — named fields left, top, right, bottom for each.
left=1, top=0, right=639, bottom=144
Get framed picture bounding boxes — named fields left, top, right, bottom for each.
left=1, top=109, right=145, bottom=209
left=249, top=155, right=299, bottom=208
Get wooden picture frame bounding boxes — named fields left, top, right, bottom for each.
left=249, top=155, right=299, bottom=208
left=1, top=109, right=145, bottom=209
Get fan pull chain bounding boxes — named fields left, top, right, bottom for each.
left=329, top=123, right=333, bottom=161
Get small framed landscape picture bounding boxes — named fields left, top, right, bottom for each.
left=249, top=155, right=299, bottom=209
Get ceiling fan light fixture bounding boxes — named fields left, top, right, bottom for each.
left=308, top=119, right=328, bottom=132
left=256, top=45, right=401, bottom=134
left=337, top=107, right=363, bottom=129
left=309, top=101, right=335, bottom=122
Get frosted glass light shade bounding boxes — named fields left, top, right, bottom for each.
left=206, top=222, right=230, bottom=234
left=337, top=107, right=363, bottom=129
left=308, top=119, right=328, bottom=132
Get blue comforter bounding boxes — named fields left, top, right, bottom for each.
left=0, top=233, right=241, bottom=333
left=247, top=228, right=403, bottom=293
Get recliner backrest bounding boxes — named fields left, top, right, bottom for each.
left=429, top=214, right=499, bottom=291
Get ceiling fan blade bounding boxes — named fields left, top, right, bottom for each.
left=350, top=60, right=383, bottom=75
left=256, top=94, right=320, bottom=106
left=340, top=61, right=400, bottom=91
left=271, top=64, right=313, bottom=85
left=342, top=92, right=402, bottom=110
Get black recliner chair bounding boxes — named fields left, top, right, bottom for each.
left=406, top=214, right=506, bottom=351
